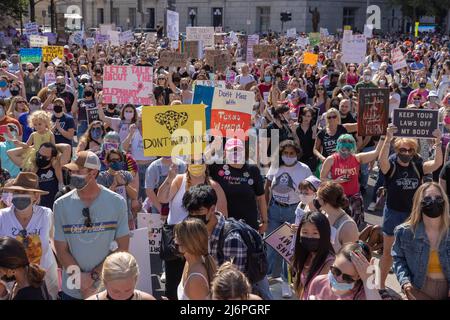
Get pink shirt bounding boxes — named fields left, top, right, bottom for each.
left=305, top=274, right=366, bottom=300
left=299, top=254, right=335, bottom=300
left=407, top=89, right=429, bottom=104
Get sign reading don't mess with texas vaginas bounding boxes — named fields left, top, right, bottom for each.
left=102, top=65, right=153, bottom=105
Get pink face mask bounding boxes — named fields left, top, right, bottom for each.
left=444, top=116, right=450, bottom=125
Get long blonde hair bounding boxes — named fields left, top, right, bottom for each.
left=324, top=107, right=341, bottom=128
left=101, top=252, right=140, bottom=284
left=174, top=218, right=217, bottom=284
left=405, top=182, right=450, bottom=243
left=211, top=261, right=251, bottom=300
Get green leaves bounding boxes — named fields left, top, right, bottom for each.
left=0, top=0, right=28, bottom=20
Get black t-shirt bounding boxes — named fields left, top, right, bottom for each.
left=439, top=161, right=450, bottom=200
left=305, top=75, right=317, bottom=98
left=385, top=154, right=424, bottom=212
left=340, top=113, right=356, bottom=125
left=399, top=86, right=413, bottom=108
left=52, top=113, right=75, bottom=145
left=266, top=120, right=293, bottom=156
left=209, top=163, right=265, bottom=230
left=317, top=125, right=348, bottom=158
left=37, top=166, right=59, bottom=209
left=13, top=285, right=49, bottom=300
left=296, top=125, right=315, bottom=160
left=77, top=98, right=96, bottom=121
left=58, top=91, right=75, bottom=113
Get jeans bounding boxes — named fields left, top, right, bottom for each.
left=252, top=276, right=274, bottom=300
left=77, top=120, right=88, bottom=140
left=266, top=200, right=297, bottom=280
left=360, top=145, right=375, bottom=192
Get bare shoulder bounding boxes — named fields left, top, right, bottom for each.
left=248, top=294, right=262, bottom=300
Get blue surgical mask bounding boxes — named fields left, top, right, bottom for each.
left=0, top=80, right=7, bottom=87
left=264, top=76, right=272, bottom=83
left=110, top=161, right=124, bottom=171
left=91, top=128, right=103, bottom=140
left=328, top=271, right=355, bottom=292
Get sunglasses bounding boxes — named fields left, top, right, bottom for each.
left=327, top=115, right=338, bottom=120
left=422, top=196, right=444, bottom=205
left=18, top=229, right=30, bottom=248
left=82, top=208, right=92, bottom=228
left=399, top=148, right=414, bottom=154
left=330, top=265, right=357, bottom=284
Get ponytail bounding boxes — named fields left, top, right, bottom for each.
left=26, top=263, right=46, bottom=288
left=203, top=254, right=218, bottom=285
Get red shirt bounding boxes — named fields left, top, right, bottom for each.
left=330, top=153, right=360, bottom=196
left=0, top=116, right=23, bottom=142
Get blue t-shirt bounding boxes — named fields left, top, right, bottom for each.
left=51, top=113, right=76, bottom=145
left=53, top=186, right=129, bottom=299
left=145, top=158, right=186, bottom=190
left=18, top=112, right=32, bottom=143
left=0, top=140, right=20, bottom=177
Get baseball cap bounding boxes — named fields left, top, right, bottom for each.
left=342, top=85, right=354, bottom=92
left=304, top=175, right=321, bottom=191
left=64, top=151, right=101, bottom=171
left=225, top=138, right=244, bottom=150
left=64, top=45, right=70, bottom=49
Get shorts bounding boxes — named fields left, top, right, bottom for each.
left=382, top=206, right=410, bottom=236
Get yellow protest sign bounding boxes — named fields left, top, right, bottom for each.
left=142, top=105, right=206, bottom=157
left=303, top=52, right=318, bottom=66
left=42, top=46, right=64, bottom=62
left=344, top=25, right=352, bottom=31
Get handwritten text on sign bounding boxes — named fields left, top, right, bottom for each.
left=357, top=88, right=389, bottom=136
left=342, top=34, right=367, bottom=64
left=264, top=223, right=294, bottom=264
left=42, top=46, right=64, bottom=62
left=103, top=65, right=153, bottom=105
left=392, top=109, right=439, bottom=138
left=186, top=27, right=215, bottom=47
left=137, top=213, right=163, bottom=255
left=159, top=51, right=188, bottom=68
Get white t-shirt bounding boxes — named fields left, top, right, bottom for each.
left=131, top=129, right=155, bottom=161
left=234, top=74, right=255, bottom=86
left=0, top=88, right=11, bottom=99
left=107, top=117, right=130, bottom=143
left=0, top=205, right=55, bottom=270
left=266, top=162, right=312, bottom=205
left=389, top=92, right=401, bottom=118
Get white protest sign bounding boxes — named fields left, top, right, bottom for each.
left=25, top=22, right=39, bottom=37
left=137, top=213, right=163, bottom=255
left=196, top=80, right=226, bottom=89
left=229, top=31, right=238, bottom=44
left=119, top=30, right=134, bottom=44
left=72, top=31, right=84, bottom=46
left=29, top=35, right=48, bottom=47
left=286, top=28, right=297, bottom=38
left=103, top=65, right=153, bottom=105
left=364, top=24, right=374, bottom=38
left=52, top=57, right=62, bottom=66
left=100, top=24, right=114, bottom=35
left=391, top=47, right=407, bottom=71
left=166, top=10, right=179, bottom=49
left=85, top=37, right=95, bottom=49
left=246, top=34, right=259, bottom=64
left=342, top=34, right=367, bottom=64
left=108, top=31, right=120, bottom=46
left=297, top=37, right=310, bottom=49
left=186, top=27, right=215, bottom=47
left=129, top=228, right=153, bottom=295
left=264, top=222, right=294, bottom=264
left=44, top=72, right=56, bottom=86
left=343, top=29, right=353, bottom=41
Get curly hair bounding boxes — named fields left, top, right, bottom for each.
left=28, top=110, right=52, bottom=130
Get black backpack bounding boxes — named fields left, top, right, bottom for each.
left=217, top=218, right=268, bottom=284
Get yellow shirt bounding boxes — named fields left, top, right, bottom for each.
left=427, top=250, right=443, bottom=274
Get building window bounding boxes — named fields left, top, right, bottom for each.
left=257, top=7, right=270, bottom=32
left=129, top=8, right=137, bottom=29
left=188, top=8, right=198, bottom=27
left=112, top=8, right=120, bottom=26
left=146, top=8, right=155, bottom=29
left=343, top=7, right=357, bottom=27
left=212, top=8, right=223, bottom=27
left=97, top=8, right=104, bottom=25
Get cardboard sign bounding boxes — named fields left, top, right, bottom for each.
left=391, top=47, right=407, bottom=71
left=364, top=24, right=374, bottom=38
left=103, top=65, right=153, bottom=105
left=252, top=44, right=277, bottom=60
left=29, top=35, right=48, bottom=48
left=357, top=88, right=389, bottom=136
left=211, top=88, right=255, bottom=135
left=159, top=51, right=188, bottom=68
left=108, top=31, right=120, bottom=46
left=342, top=34, right=367, bottom=64
left=393, top=109, right=439, bottom=138
left=303, top=52, right=318, bottom=66
left=142, top=104, right=206, bottom=157
left=85, top=38, right=95, bottom=49
left=264, top=222, right=294, bottom=264
left=87, top=106, right=99, bottom=124
left=128, top=228, right=153, bottom=295
left=119, top=30, right=134, bottom=44
left=308, top=33, right=321, bottom=46
left=286, top=28, right=297, bottom=38
left=186, top=27, right=215, bottom=47
left=95, top=33, right=109, bottom=44
left=137, top=213, right=163, bottom=255
left=246, top=34, right=259, bottom=64
left=166, top=10, right=179, bottom=49
left=183, top=40, right=201, bottom=59
left=42, top=46, right=64, bottom=62
left=212, top=51, right=231, bottom=72
left=25, top=22, right=39, bottom=37
left=20, top=48, right=42, bottom=64
left=43, top=32, right=57, bottom=45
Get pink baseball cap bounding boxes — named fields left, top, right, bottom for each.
left=225, top=138, right=244, bottom=150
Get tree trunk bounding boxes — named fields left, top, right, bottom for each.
left=29, top=0, right=36, bottom=22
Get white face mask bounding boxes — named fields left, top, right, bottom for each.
left=299, top=194, right=315, bottom=204
left=282, top=155, right=297, bottom=166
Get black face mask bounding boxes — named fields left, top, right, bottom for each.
left=108, top=104, right=116, bottom=110
left=188, top=214, right=209, bottom=224
left=35, top=152, right=51, bottom=168
left=53, top=105, right=63, bottom=114
left=300, top=237, right=321, bottom=252
left=421, top=197, right=445, bottom=218
left=10, top=89, right=20, bottom=96
left=56, top=84, right=65, bottom=93
left=419, top=83, right=426, bottom=88
left=1, top=274, right=16, bottom=282
left=313, top=198, right=322, bottom=211
left=398, top=153, right=413, bottom=163
left=84, top=91, right=93, bottom=98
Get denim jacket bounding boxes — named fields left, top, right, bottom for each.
left=392, top=222, right=450, bottom=289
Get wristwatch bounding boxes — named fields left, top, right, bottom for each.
left=90, top=270, right=100, bottom=282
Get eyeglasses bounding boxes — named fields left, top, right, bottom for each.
left=327, top=115, right=338, bottom=120
left=18, top=229, right=30, bottom=248
left=330, top=265, right=357, bottom=284
left=82, top=208, right=92, bottom=228
left=399, top=148, right=414, bottom=154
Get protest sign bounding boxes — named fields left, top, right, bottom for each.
left=309, top=33, right=321, bottom=46
left=393, top=109, right=439, bottom=138
left=42, top=46, right=64, bottom=62
left=357, top=88, right=389, bottom=136
left=252, top=44, right=277, bottom=60
left=296, top=37, right=310, bottom=49
left=95, top=33, right=109, bottom=44
left=320, top=28, right=329, bottom=37
left=119, top=30, right=134, bottom=44
left=44, top=72, right=56, bottom=86
left=211, top=88, right=254, bottom=135
left=303, top=52, right=319, bottom=66
left=183, top=40, right=201, bottom=59
left=129, top=228, right=152, bottom=295
left=56, top=33, right=68, bottom=45
left=137, top=213, right=163, bottom=255
left=364, top=24, right=374, bottom=38
left=147, top=32, right=157, bottom=43
left=103, top=65, right=153, bottom=105
left=43, top=33, right=57, bottom=45
left=86, top=105, right=99, bottom=124
left=344, top=25, right=352, bottom=30
left=212, top=51, right=231, bottom=72
left=166, top=10, right=179, bottom=49
left=236, top=35, right=248, bottom=63
left=246, top=34, right=259, bottom=64
left=85, top=38, right=95, bottom=49
left=286, top=28, right=297, bottom=38
left=3, top=37, right=12, bottom=46
left=192, top=85, right=214, bottom=129
left=342, top=34, right=367, bottom=64
left=264, top=223, right=294, bottom=264
left=108, top=31, right=120, bottom=46
left=391, top=47, right=407, bottom=71
left=226, top=70, right=236, bottom=85
left=29, top=35, right=48, bottom=48
left=142, top=104, right=206, bottom=157
left=52, top=57, right=62, bottom=66
left=25, top=22, right=39, bottom=37
left=19, top=48, right=42, bottom=64
left=159, top=51, right=188, bottom=68
left=186, top=27, right=215, bottom=47
left=72, top=31, right=84, bottom=46
left=343, top=29, right=353, bottom=41
left=100, top=24, right=114, bottom=35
